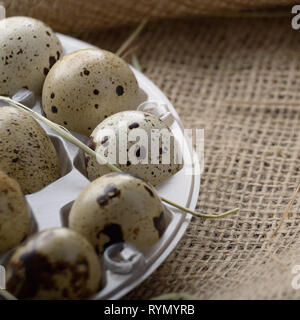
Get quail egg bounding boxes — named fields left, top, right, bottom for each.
left=69, top=173, right=167, bottom=255
left=0, top=170, right=31, bottom=254
left=5, top=228, right=101, bottom=300
left=42, top=48, right=140, bottom=136
left=0, top=16, right=63, bottom=96
left=0, top=107, right=60, bottom=194
left=85, top=110, right=183, bottom=186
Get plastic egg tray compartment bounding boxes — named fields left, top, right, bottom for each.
left=0, top=34, right=200, bottom=300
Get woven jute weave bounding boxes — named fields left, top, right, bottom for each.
left=5, top=1, right=300, bottom=299
left=2, top=0, right=298, bottom=32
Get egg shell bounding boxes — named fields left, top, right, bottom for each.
left=0, top=16, right=63, bottom=96
left=69, top=172, right=167, bottom=255
left=85, top=111, right=183, bottom=186
left=42, top=48, right=140, bottom=136
left=0, top=170, right=31, bottom=254
left=5, top=228, right=101, bottom=300
left=0, top=106, right=60, bottom=194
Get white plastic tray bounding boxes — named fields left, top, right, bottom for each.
left=0, top=34, right=200, bottom=300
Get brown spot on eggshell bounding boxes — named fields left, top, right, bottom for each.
left=101, top=136, right=109, bottom=145
left=116, top=85, right=124, bottom=96
left=49, top=56, right=56, bottom=68
left=97, top=195, right=109, bottom=207
left=83, top=68, right=90, bottom=76
left=96, top=183, right=121, bottom=207
left=153, top=212, right=166, bottom=238
left=129, top=122, right=139, bottom=129
left=144, top=185, right=154, bottom=197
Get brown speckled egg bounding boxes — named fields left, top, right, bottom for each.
left=5, top=228, right=101, bottom=300
left=69, top=173, right=167, bottom=256
left=0, top=170, right=31, bottom=254
left=42, top=49, right=140, bottom=136
left=85, top=111, right=183, bottom=186
left=0, top=107, right=60, bottom=194
left=0, top=16, right=63, bottom=96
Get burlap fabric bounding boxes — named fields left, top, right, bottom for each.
left=5, top=2, right=300, bottom=299
left=1, top=0, right=298, bottom=32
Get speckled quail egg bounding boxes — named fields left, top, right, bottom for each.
left=85, top=110, right=183, bottom=186
left=5, top=228, right=101, bottom=300
left=69, top=173, right=167, bottom=255
left=0, top=16, right=63, bottom=96
left=42, top=48, right=140, bottom=136
left=0, top=106, right=60, bottom=194
left=0, top=170, right=31, bottom=254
